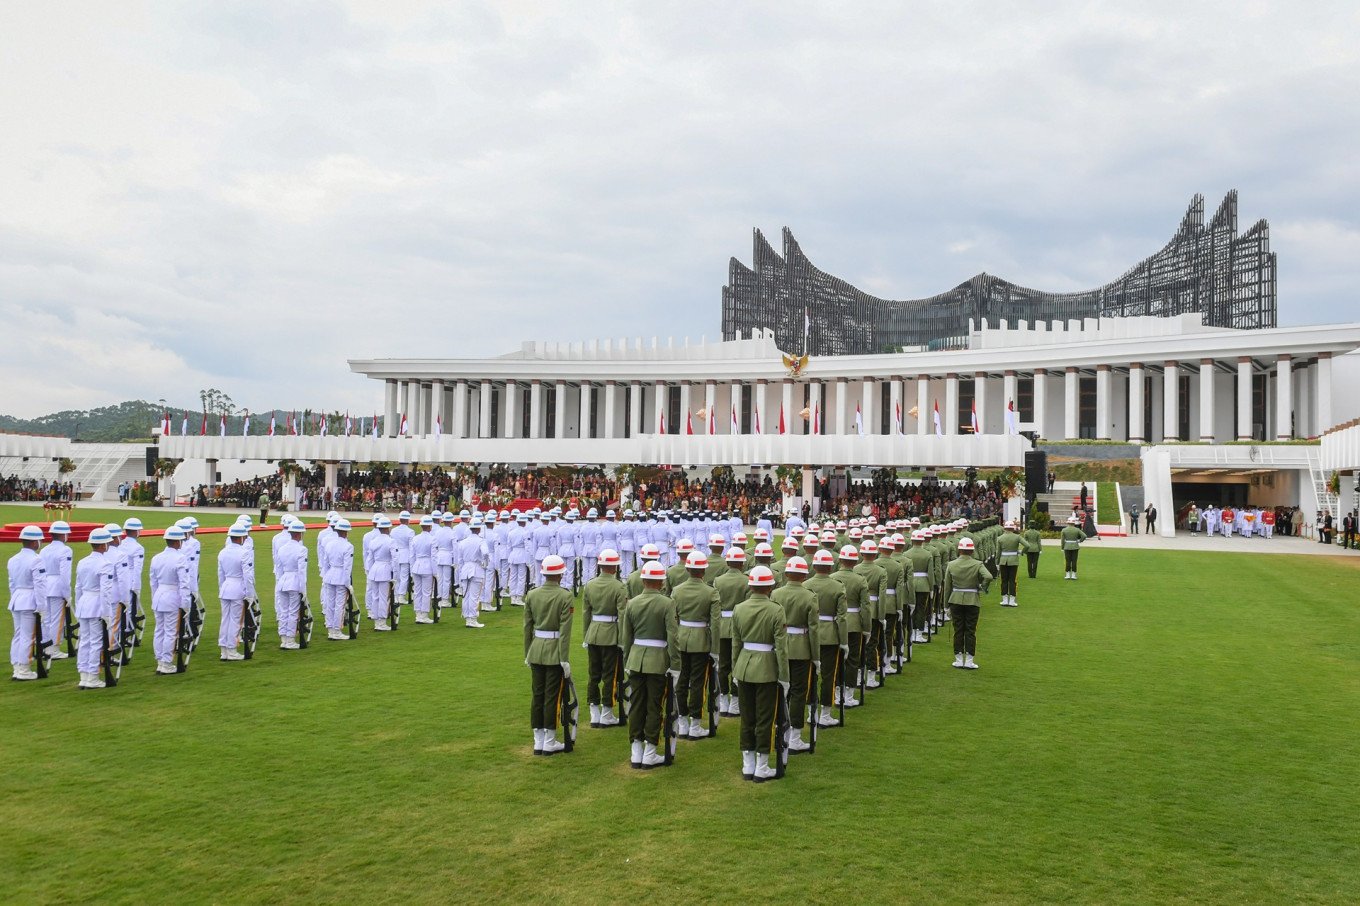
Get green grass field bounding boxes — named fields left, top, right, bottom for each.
left=3, top=503, right=1360, bottom=904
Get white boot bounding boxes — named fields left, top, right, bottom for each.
left=81, top=672, right=105, bottom=689
left=787, top=726, right=809, bottom=752
left=280, top=636, right=299, bottom=650
left=156, top=661, right=177, bottom=674
left=716, top=694, right=728, bottom=714
left=375, top=619, right=391, bottom=632
left=728, top=695, right=741, bottom=716
left=689, top=717, right=709, bottom=739
left=964, top=654, right=979, bottom=670
left=754, top=753, right=778, bottom=782
left=866, top=671, right=881, bottom=689
left=677, top=716, right=691, bottom=737
left=415, top=614, right=434, bottom=624
left=533, top=728, right=544, bottom=755
left=815, top=706, right=840, bottom=727
left=600, top=707, right=619, bottom=726
left=742, top=750, right=756, bottom=779
left=480, top=602, right=496, bottom=612
left=12, top=666, right=37, bottom=681
left=465, top=618, right=484, bottom=629
left=542, top=730, right=565, bottom=754
left=641, top=742, right=665, bottom=768
left=630, top=740, right=644, bottom=768
left=220, top=647, right=243, bottom=661
left=49, top=649, right=69, bottom=660
left=952, top=652, right=966, bottom=668
left=589, top=704, right=602, bottom=727
left=327, top=628, right=346, bottom=640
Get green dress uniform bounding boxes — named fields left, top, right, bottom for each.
left=996, top=529, right=1022, bottom=605
left=1060, top=524, right=1084, bottom=577
left=853, top=557, right=886, bottom=684
left=944, top=551, right=993, bottom=665
left=664, top=560, right=689, bottom=593
left=703, top=557, right=730, bottom=587
left=878, top=551, right=904, bottom=668
left=524, top=583, right=574, bottom=743
left=1022, top=527, right=1042, bottom=578
left=714, top=569, right=749, bottom=713
left=621, top=590, right=680, bottom=748
left=905, top=542, right=933, bottom=639
left=831, top=565, right=869, bottom=698
left=803, top=571, right=848, bottom=718
left=772, top=580, right=818, bottom=738
left=582, top=573, right=629, bottom=716
left=732, top=592, right=789, bottom=765
left=769, top=554, right=790, bottom=588
left=630, top=567, right=671, bottom=599
left=671, top=575, right=721, bottom=730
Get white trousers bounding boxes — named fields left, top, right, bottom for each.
left=395, top=563, right=411, bottom=600
left=365, top=576, right=378, bottom=616
left=77, top=617, right=105, bottom=673
left=619, top=550, right=635, bottom=579
left=277, top=591, right=300, bottom=638
left=42, top=596, right=65, bottom=649
left=497, top=561, right=511, bottom=597
left=370, top=581, right=390, bottom=620
left=321, top=584, right=346, bottom=629
left=10, top=609, right=35, bottom=668
left=1264, top=524, right=1273, bottom=538
left=436, top=565, right=452, bottom=603
left=581, top=556, right=598, bottom=586
left=461, top=577, right=482, bottom=619
left=153, top=609, right=180, bottom=663
left=412, top=574, right=433, bottom=614
left=219, top=599, right=243, bottom=650
left=508, top=562, right=528, bottom=600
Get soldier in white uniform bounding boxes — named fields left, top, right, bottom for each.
left=579, top=508, right=604, bottom=588
left=559, top=511, right=581, bottom=593
left=361, top=512, right=385, bottom=619
left=180, top=517, right=202, bottom=599
left=8, top=526, right=48, bottom=680
left=457, top=517, right=489, bottom=628
left=321, top=519, right=355, bottom=640
left=433, top=512, right=456, bottom=606
left=366, top=515, right=395, bottom=631
left=150, top=526, right=191, bottom=674
left=74, top=528, right=117, bottom=689
left=316, top=513, right=338, bottom=584
left=412, top=515, right=436, bottom=623
left=39, top=521, right=74, bottom=660
left=217, top=524, right=253, bottom=660
left=507, top=512, right=531, bottom=607
left=390, top=510, right=415, bottom=603
left=531, top=512, right=554, bottom=590
left=103, top=524, right=131, bottom=626
left=617, top=511, right=637, bottom=578
left=497, top=510, right=515, bottom=607
left=121, top=518, right=146, bottom=640
left=272, top=516, right=296, bottom=625
left=276, top=521, right=308, bottom=648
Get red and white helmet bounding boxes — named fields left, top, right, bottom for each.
left=541, top=555, right=567, bottom=576
left=802, top=535, right=820, bottom=550
left=747, top=565, right=775, bottom=587
left=860, top=539, right=878, bottom=555
left=754, top=528, right=769, bottom=541
left=724, top=548, right=746, bottom=564
left=958, top=537, right=975, bottom=551
left=676, top=539, right=695, bottom=553
left=640, top=543, right=661, bottom=561
left=782, top=535, right=800, bottom=550
left=733, top=531, right=748, bottom=546
left=911, top=530, right=926, bottom=542
left=708, top=534, right=726, bottom=548
left=640, top=560, right=668, bottom=581
left=784, top=556, right=809, bottom=576
left=838, top=545, right=859, bottom=562
left=848, top=527, right=863, bottom=540
left=879, top=536, right=896, bottom=551
left=597, top=548, right=621, bottom=566
left=753, top=542, right=774, bottom=558
left=685, top=550, right=709, bottom=569
left=820, top=530, right=838, bottom=544
left=812, top=550, right=836, bottom=567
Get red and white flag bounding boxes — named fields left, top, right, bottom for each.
left=434, top=414, right=443, bottom=439
left=812, top=402, right=820, bottom=435
left=399, top=413, right=409, bottom=436
left=708, top=407, right=715, bottom=435
left=268, top=413, right=276, bottom=437
left=754, top=406, right=761, bottom=435
left=1006, top=399, right=1019, bottom=435
left=686, top=411, right=694, bottom=435
left=933, top=401, right=943, bottom=437
left=219, top=413, right=227, bottom=437
left=344, top=412, right=353, bottom=437
left=894, top=401, right=902, bottom=435
left=970, top=400, right=980, bottom=434
left=659, top=409, right=667, bottom=435
left=320, top=413, right=328, bottom=436
left=160, top=412, right=170, bottom=436
left=200, top=412, right=208, bottom=436
left=854, top=403, right=865, bottom=436
left=242, top=410, right=251, bottom=436
left=779, top=404, right=786, bottom=435
left=371, top=414, right=380, bottom=439
left=731, top=405, right=739, bottom=434
left=180, top=412, right=189, bottom=436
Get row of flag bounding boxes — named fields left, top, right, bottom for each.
left=161, top=411, right=388, bottom=438
left=657, top=399, right=1022, bottom=435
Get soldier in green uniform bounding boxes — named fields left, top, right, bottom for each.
left=524, top=555, right=575, bottom=756
left=772, top=556, right=817, bottom=752
left=831, top=545, right=867, bottom=705
left=853, top=539, right=887, bottom=688
left=665, top=540, right=694, bottom=591
left=878, top=533, right=904, bottom=672
left=732, top=565, right=789, bottom=781
left=770, top=535, right=798, bottom=588
left=582, top=548, right=629, bottom=728
left=1060, top=515, right=1085, bottom=579
left=620, top=560, right=680, bottom=769
left=702, top=535, right=729, bottom=585
left=713, top=547, right=749, bottom=716
left=905, top=530, right=934, bottom=644
left=630, top=543, right=669, bottom=598
left=1022, top=520, right=1043, bottom=579
left=671, top=550, right=721, bottom=740
left=804, top=549, right=848, bottom=726
left=752, top=542, right=777, bottom=585
left=996, top=520, right=1023, bottom=607
left=945, top=537, right=992, bottom=670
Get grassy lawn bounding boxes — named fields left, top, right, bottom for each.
left=1096, top=481, right=1119, bottom=524
left=3, top=502, right=1360, bottom=903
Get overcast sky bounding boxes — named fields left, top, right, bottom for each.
left=2, top=1, right=1358, bottom=419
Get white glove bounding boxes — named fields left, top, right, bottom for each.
left=560, top=661, right=571, bottom=679
left=779, top=680, right=790, bottom=696
left=582, top=641, right=588, bottom=649
left=524, top=657, right=530, bottom=667
left=710, top=653, right=720, bottom=667
left=666, top=668, right=680, bottom=682
left=840, top=643, right=849, bottom=655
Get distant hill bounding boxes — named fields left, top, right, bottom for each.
left=0, top=401, right=381, bottom=443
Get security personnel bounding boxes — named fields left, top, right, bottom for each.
left=506, top=513, right=531, bottom=607
left=996, top=520, right=1022, bottom=606
left=877, top=533, right=903, bottom=673
left=751, top=542, right=777, bottom=585
left=361, top=512, right=384, bottom=619
left=671, top=549, right=722, bottom=739
left=122, top=518, right=146, bottom=641
left=945, top=536, right=992, bottom=669
left=457, top=518, right=490, bottom=628
left=1060, top=515, right=1085, bottom=579
left=703, top=535, right=729, bottom=585
left=74, top=528, right=116, bottom=689
left=391, top=511, right=415, bottom=603
left=579, top=509, right=603, bottom=587
left=805, top=549, right=849, bottom=725
left=832, top=545, right=868, bottom=703
left=621, top=560, right=680, bottom=769
left=772, top=556, right=817, bottom=752
left=412, top=515, right=436, bottom=623
left=582, top=549, right=629, bottom=728
left=714, top=547, right=750, bottom=716
left=8, top=526, right=48, bottom=681
left=217, top=524, right=254, bottom=661
left=272, top=516, right=297, bottom=631
left=525, top=554, right=574, bottom=756
left=905, top=530, right=934, bottom=644
left=663, top=541, right=692, bottom=592
left=771, top=535, right=799, bottom=588
left=854, top=540, right=886, bottom=688
left=366, top=515, right=395, bottom=630
left=321, top=519, right=355, bottom=641
left=150, top=525, right=191, bottom=673
left=1022, top=521, right=1043, bottom=579
left=39, top=521, right=73, bottom=660
left=276, top=520, right=308, bottom=648
left=631, top=544, right=670, bottom=597
left=732, top=565, right=789, bottom=782
left=434, top=512, right=457, bottom=606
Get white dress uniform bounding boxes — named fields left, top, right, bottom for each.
left=217, top=536, right=254, bottom=658
left=275, top=532, right=308, bottom=644
left=617, top=515, right=637, bottom=578
left=433, top=518, right=456, bottom=604
left=361, top=524, right=381, bottom=618
left=122, top=532, right=145, bottom=626
left=321, top=529, right=354, bottom=636
left=579, top=514, right=603, bottom=587
left=456, top=527, right=489, bottom=625
left=507, top=518, right=531, bottom=605
left=411, top=527, right=435, bottom=620
left=272, top=523, right=293, bottom=626
left=390, top=518, right=415, bottom=602
left=39, top=534, right=73, bottom=656
left=183, top=533, right=202, bottom=598
left=367, top=528, right=395, bottom=627
left=493, top=518, right=513, bottom=604
left=531, top=517, right=553, bottom=589
left=74, top=547, right=116, bottom=681
left=8, top=542, right=47, bottom=676
left=150, top=542, right=191, bottom=669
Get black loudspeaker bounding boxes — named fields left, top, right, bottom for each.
left=1036, top=502, right=1050, bottom=515
left=145, top=446, right=158, bottom=478
left=1024, top=450, right=1047, bottom=495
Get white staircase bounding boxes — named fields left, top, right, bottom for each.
left=1307, top=449, right=1339, bottom=518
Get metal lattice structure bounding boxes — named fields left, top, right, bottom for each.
left=721, top=191, right=1277, bottom=355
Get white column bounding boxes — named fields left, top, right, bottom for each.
left=1128, top=364, right=1145, bottom=443
left=578, top=381, right=593, bottom=439
left=889, top=378, right=903, bottom=434
left=384, top=379, right=398, bottom=437
left=782, top=380, right=795, bottom=435
left=704, top=380, right=716, bottom=435
left=679, top=381, right=692, bottom=434
left=452, top=380, right=468, bottom=438
left=1033, top=369, right=1048, bottom=439
left=1276, top=355, right=1292, bottom=440
left=603, top=381, right=618, bottom=439
left=478, top=380, right=492, bottom=439
left=1096, top=365, right=1111, bottom=440
left=973, top=372, right=988, bottom=434
left=627, top=382, right=641, bottom=438
left=1064, top=367, right=1079, bottom=440
left=835, top=378, right=848, bottom=434
left=418, top=382, right=430, bottom=435
left=754, top=379, right=768, bottom=434
left=529, top=380, right=543, bottom=439
left=1235, top=357, right=1252, bottom=441
left=431, top=380, right=445, bottom=436
left=1198, top=358, right=1215, bottom=442
left=504, top=381, right=519, bottom=439
left=396, top=380, right=409, bottom=434
left=1297, top=361, right=1312, bottom=440
left=945, top=373, right=959, bottom=435
left=1316, top=352, right=1333, bottom=433
left=809, top=381, right=822, bottom=435
left=554, top=380, right=568, bottom=439
left=1163, top=362, right=1179, bottom=441
left=916, top=376, right=929, bottom=435
left=652, top=380, right=666, bottom=434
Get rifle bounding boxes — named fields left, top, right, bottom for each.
left=130, top=591, right=146, bottom=647
left=298, top=595, right=314, bottom=648
left=662, top=671, right=679, bottom=766
left=187, top=593, right=205, bottom=651
left=614, top=649, right=629, bottom=722
left=897, top=608, right=908, bottom=666
left=806, top=659, right=818, bottom=753
left=559, top=673, right=579, bottom=753
left=494, top=563, right=502, bottom=612
left=174, top=608, right=192, bottom=673
left=241, top=598, right=262, bottom=659
left=431, top=584, right=442, bottom=624
left=705, top=656, right=719, bottom=738
left=858, top=633, right=867, bottom=703
left=879, top=618, right=889, bottom=684
left=62, top=602, right=78, bottom=656
left=388, top=583, right=400, bottom=631
left=836, top=646, right=846, bottom=727
left=32, top=612, right=51, bottom=679
left=344, top=586, right=360, bottom=639
left=772, top=682, right=790, bottom=780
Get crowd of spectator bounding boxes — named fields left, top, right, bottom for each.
left=1, top=476, right=78, bottom=503
left=188, top=475, right=280, bottom=509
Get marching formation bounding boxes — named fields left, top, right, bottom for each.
left=7, top=507, right=1076, bottom=783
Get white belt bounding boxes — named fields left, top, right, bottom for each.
left=869, top=595, right=879, bottom=602
left=847, top=607, right=860, bottom=613
left=885, top=589, right=896, bottom=595
left=634, top=638, right=666, bottom=648
left=913, top=571, right=929, bottom=577
left=787, top=627, right=807, bottom=635
left=591, top=615, right=617, bottom=623
left=721, top=610, right=734, bottom=618
left=533, top=629, right=560, bottom=639
left=953, top=588, right=977, bottom=594
left=744, top=642, right=774, bottom=652
left=679, top=620, right=708, bottom=628
left=818, top=615, right=836, bottom=622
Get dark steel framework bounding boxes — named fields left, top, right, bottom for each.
left=721, top=191, right=1277, bottom=356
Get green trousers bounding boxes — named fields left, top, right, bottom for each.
left=818, top=644, right=840, bottom=706
left=914, top=592, right=929, bottom=631
left=718, top=637, right=733, bottom=696
left=586, top=643, right=619, bottom=707
left=737, top=680, right=777, bottom=755
left=628, top=671, right=665, bottom=744
left=788, top=659, right=810, bottom=728
left=679, top=651, right=710, bottom=718
left=530, top=663, right=563, bottom=730
left=1025, top=553, right=1039, bottom=578
left=951, top=604, right=979, bottom=656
